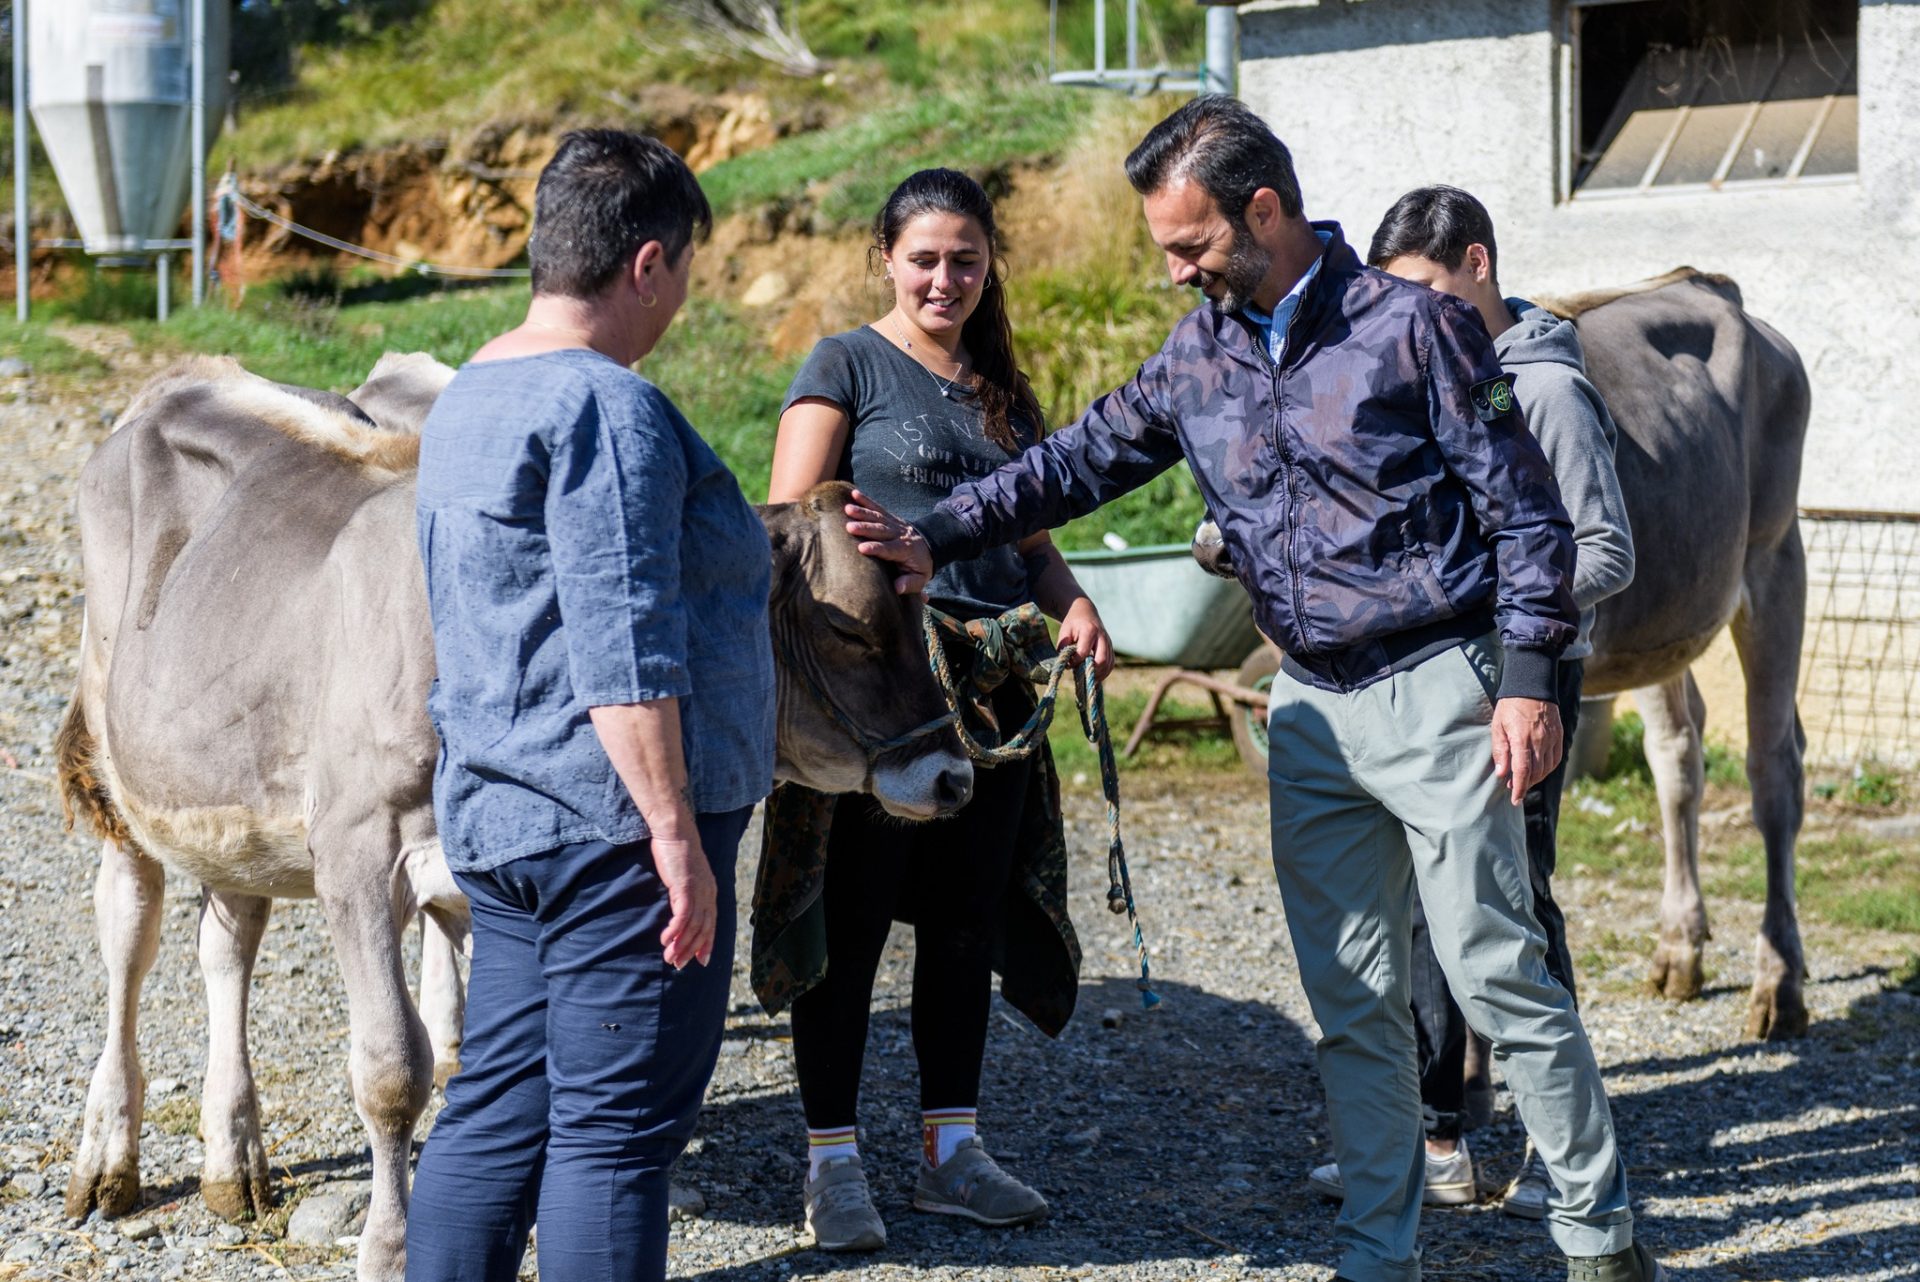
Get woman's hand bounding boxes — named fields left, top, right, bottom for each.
left=1055, top=596, right=1114, bottom=680
left=845, top=489, right=933, bottom=595
left=652, top=830, right=718, bottom=969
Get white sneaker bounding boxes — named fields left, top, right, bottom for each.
left=1307, top=1138, right=1478, bottom=1207
left=1501, top=1143, right=1551, bottom=1221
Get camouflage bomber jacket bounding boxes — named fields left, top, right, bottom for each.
left=918, top=221, right=1579, bottom=703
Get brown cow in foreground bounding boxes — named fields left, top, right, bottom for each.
left=56, top=354, right=972, bottom=1281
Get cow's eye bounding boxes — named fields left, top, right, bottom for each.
left=822, top=610, right=879, bottom=653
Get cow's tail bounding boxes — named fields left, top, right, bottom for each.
left=55, top=689, right=133, bottom=848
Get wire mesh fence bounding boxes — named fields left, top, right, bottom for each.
left=1796, top=509, right=1920, bottom=769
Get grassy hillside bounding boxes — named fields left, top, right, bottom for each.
left=4, top=1, right=1214, bottom=548
left=218, top=0, right=1205, bottom=167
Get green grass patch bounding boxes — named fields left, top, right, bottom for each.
left=1893, top=952, right=1920, bottom=994
left=1602, top=709, right=1746, bottom=787
left=1556, top=774, right=1663, bottom=886
left=216, top=0, right=1204, bottom=172
left=1046, top=688, right=1241, bottom=778
left=700, top=85, right=1090, bottom=229
left=0, top=325, right=109, bottom=379
left=1710, top=831, right=1920, bottom=934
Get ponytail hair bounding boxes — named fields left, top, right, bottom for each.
left=873, top=168, right=1045, bottom=451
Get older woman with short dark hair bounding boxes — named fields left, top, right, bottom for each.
left=405, top=129, right=776, bottom=1282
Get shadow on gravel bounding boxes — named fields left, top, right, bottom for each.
left=1604, top=980, right=1920, bottom=1280
left=677, top=975, right=1344, bottom=1276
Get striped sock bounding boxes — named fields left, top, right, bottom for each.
left=807, top=1125, right=858, bottom=1179
left=922, top=1107, right=978, bottom=1169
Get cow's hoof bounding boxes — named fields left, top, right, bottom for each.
left=1647, top=938, right=1705, bottom=1001
left=64, top=1161, right=141, bottom=1221
left=202, top=1171, right=273, bottom=1221
left=1746, top=980, right=1809, bottom=1041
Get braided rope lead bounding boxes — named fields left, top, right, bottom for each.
left=1073, top=657, right=1160, bottom=1011
left=920, top=611, right=1159, bottom=1010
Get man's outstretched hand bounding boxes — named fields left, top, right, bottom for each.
left=845, top=489, right=934, bottom=595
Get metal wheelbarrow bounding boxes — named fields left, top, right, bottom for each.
left=1062, top=543, right=1281, bottom=776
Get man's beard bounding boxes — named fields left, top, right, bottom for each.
left=1199, top=227, right=1272, bottom=314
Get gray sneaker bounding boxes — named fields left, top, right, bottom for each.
left=911, top=1138, right=1048, bottom=1227
left=1567, top=1242, right=1668, bottom=1282
left=804, top=1154, right=886, bottom=1252
left=1501, top=1144, right=1551, bottom=1221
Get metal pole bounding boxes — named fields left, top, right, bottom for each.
left=1094, top=0, right=1106, bottom=78
left=14, top=0, right=29, bottom=323
left=1203, top=4, right=1237, bottom=97
left=157, top=252, right=170, bottom=321
left=1126, top=0, right=1139, bottom=72
left=190, top=0, right=206, bottom=306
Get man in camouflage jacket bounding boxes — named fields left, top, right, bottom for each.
left=851, top=97, right=1666, bottom=1282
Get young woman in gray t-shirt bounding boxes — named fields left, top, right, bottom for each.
left=767, top=168, right=1112, bottom=1251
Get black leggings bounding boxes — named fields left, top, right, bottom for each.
left=790, top=685, right=1033, bottom=1129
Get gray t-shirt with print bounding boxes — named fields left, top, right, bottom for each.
left=784, top=325, right=1037, bottom=621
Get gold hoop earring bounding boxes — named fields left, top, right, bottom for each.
left=639, top=292, right=658, bottom=308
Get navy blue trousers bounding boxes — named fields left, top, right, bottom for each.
left=405, top=807, right=751, bottom=1282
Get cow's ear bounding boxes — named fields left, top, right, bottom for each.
left=762, top=501, right=806, bottom=592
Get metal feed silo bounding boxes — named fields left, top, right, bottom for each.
left=28, top=0, right=229, bottom=253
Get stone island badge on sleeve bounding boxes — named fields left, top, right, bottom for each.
left=1470, top=374, right=1517, bottom=423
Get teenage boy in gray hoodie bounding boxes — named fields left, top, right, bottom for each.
left=1306, top=184, right=1637, bottom=1218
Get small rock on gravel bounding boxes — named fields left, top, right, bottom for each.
left=3, top=1235, right=46, bottom=1262
left=286, top=1180, right=371, bottom=1245
left=118, top=1216, right=160, bottom=1241
left=666, top=1183, right=705, bottom=1222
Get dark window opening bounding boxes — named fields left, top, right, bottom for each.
left=1573, top=0, right=1858, bottom=195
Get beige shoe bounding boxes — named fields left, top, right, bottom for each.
left=1308, top=1138, right=1478, bottom=1207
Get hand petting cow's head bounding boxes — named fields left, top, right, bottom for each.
left=762, top=482, right=973, bottom=818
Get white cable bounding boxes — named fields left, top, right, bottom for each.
left=230, top=191, right=531, bottom=279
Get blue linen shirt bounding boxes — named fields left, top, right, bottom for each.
left=416, top=348, right=776, bottom=873
left=1242, top=229, right=1334, bottom=365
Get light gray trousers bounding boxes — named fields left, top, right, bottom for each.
left=1266, top=635, right=1632, bottom=1282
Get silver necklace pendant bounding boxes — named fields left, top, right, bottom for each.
left=940, top=386, right=951, bottom=398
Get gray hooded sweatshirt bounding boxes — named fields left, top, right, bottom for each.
left=1496, top=299, right=1636, bottom=660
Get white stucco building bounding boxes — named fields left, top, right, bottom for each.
left=1238, top=0, right=1919, bottom=761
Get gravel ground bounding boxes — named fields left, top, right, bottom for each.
left=1, top=345, right=1916, bottom=1281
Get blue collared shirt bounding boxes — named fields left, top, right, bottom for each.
left=416, top=349, right=775, bottom=872
left=1242, top=229, right=1334, bottom=365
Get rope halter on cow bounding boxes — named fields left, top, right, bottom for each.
left=773, top=624, right=958, bottom=767
left=923, top=604, right=1160, bottom=1012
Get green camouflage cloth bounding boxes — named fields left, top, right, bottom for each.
left=749, top=603, right=1083, bottom=1037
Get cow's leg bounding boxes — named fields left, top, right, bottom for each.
left=1640, top=672, right=1710, bottom=1000
left=1731, top=531, right=1810, bottom=1040
left=198, top=890, right=273, bottom=1219
left=319, top=862, right=432, bottom=1282
left=66, top=839, right=165, bottom=1219
left=418, top=904, right=470, bottom=1090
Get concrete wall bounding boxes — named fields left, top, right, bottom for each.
left=1239, top=0, right=1920, bottom=515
